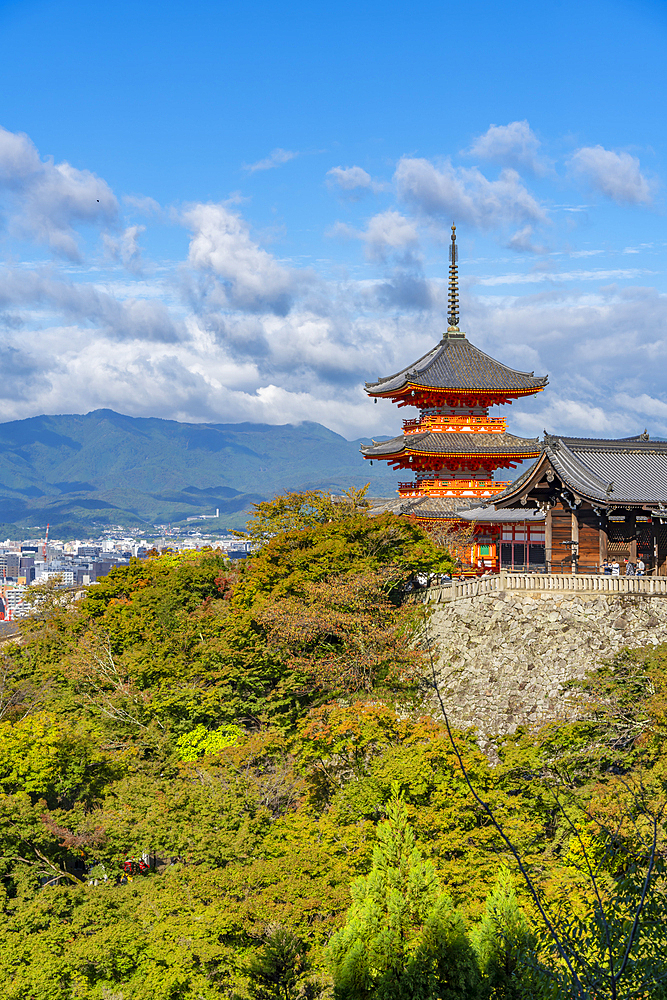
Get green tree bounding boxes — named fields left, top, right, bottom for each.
left=236, top=510, right=453, bottom=607
left=426, top=615, right=667, bottom=1000
left=175, top=722, right=243, bottom=761
left=327, top=789, right=481, bottom=1000
left=245, top=927, right=315, bottom=1000
left=241, top=490, right=345, bottom=544
left=0, top=711, right=126, bottom=805
left=472, top=866, right=534, bottom=999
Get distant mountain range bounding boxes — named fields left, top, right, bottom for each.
left=0, top=409, right=399, bottom=535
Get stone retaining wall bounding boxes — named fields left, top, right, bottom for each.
left=426, top=591, right=667, bottom=744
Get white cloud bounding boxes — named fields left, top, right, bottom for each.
left=395, top=157, right=547, bottom=233
left=506, top=225, right=548, bottom=254
left=3, top=251, right=667, bottom=445
left=332, top=210, right=420, bottom=262
left=326, top=220, right=359, bottom=241
left=532, top=399, right=613, bottom=434
left=182, top=202, right=296, bottom=314
left=327, top=211, right=426, bottom=307
left=463, top=285, right=667, bottom=440
left=0, top=268, right=183, bottom=343
left=0, top=126, right=118, bottom=260
left=326, top=165, right=386, bottom=198
left=464, top=120, right=547, bottom=175
left=477, top=267, right=648, bottom=286
left=568, top=145, right=653, bottom=205
left=243, top=148, right=298, bottom=173
left=623, top=243, right=653, bottom=255
left=614, top=392, right=667, bottom=420
left=123, top=193, right=163, bottom=217
left=364, top=210, right=418, bottom=254
left=327, top=165, right=371, bottom=191
left=103, top=225, right=146, bottom=274
left=2, top=136, right=667, bottom=451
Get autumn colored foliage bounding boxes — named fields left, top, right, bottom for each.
left=0, top=493, right=666, bottom=998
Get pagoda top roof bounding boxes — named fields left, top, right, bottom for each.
left=361, top=429, right=541, bottom=460
left=365, top=331, right=548, bottom=397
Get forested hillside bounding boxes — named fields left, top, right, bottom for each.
left=1, top=495, right=667, bottom=999
left=0, top=409, right=398, bottom=533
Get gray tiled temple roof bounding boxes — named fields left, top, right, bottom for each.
left=402, top=499, right=546, bottom=522
left=457, top=505, right=545, bottom=523
left=364, top=495, right=546, bottom=521
left=360, top=430, right=541, bottom=459
left=491, top=433, right=667, bottom=507
left=365, top=333, right=548, bottom=395
left=364, top=495, right=464, bottom=518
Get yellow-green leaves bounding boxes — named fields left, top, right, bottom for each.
left=176, top=723, right=243, bottom=762
left=0, top=712, right=127, bottom=802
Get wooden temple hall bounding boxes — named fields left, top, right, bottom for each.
left=361, top=226, right=667, bottom=575
left=492, top=433, right=667, bottom=575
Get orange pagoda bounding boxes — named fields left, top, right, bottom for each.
left=361, top=226, right=548, bottom=501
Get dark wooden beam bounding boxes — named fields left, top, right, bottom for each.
left=599, top=526, right=608, bottom=570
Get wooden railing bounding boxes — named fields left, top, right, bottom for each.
left=402, top=414, right=506, bottom=434
left=398, top=480, right=511, bottom=496
left=420, top=572, right=667, bottom=603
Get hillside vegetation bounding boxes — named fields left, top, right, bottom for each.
left=0, top=409, right=397, bottom=533
left=1, top=495, right=667, bottom=999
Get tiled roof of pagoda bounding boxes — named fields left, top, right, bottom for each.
left=365, top=332, right=548, bottom=396
left=361, top=429, right=541, bottom=460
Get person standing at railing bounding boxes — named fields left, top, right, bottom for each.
left=636, top=557, right=645, bottom=576
left=611, top=561, right=620, bottom=576
left=625, top=558, right=636, bottom=576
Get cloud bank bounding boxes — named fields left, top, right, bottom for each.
left=0, top=124, right=665, bottom=449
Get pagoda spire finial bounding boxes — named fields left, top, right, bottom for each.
left=447, top=223, right=459, bottom=331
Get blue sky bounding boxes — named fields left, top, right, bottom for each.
left=0, top=0, right=666, bottom=445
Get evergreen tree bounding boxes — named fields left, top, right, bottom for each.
left=327, top=788, right=481, bottom=1000
left=245, top=927, right=315, bottom=1000
left=472, top=866, right=534, bottom=999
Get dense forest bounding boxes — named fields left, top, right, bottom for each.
left=1, top=492, right=667, bottom=999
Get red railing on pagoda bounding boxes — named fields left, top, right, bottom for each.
left=402, top=414, right=506, bottom=435
left=398, top=479, right=512, bottom=498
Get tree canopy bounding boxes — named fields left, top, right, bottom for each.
left=0, top=493, right=666, bottom=999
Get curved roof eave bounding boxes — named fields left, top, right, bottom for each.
left=360, top=430, right=542, bottom=460
left=365, top=335, right=549, bottom=395
left=491, top=434, right=667, bottom=507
